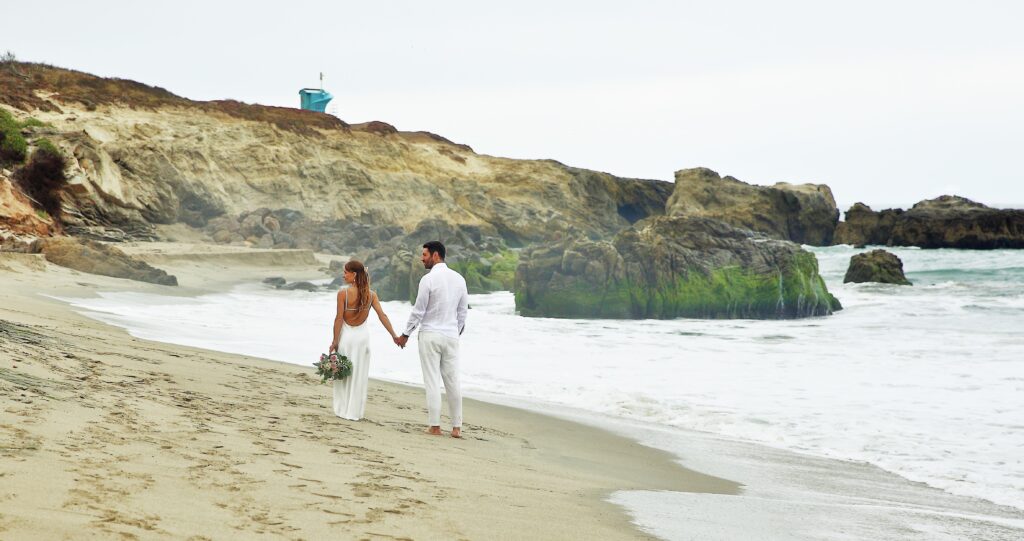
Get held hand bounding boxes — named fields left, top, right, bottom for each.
left=394, top=335, right=408, bottom=349
left=329, top=341, right=338, bottom=353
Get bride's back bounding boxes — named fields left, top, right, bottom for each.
left=340, top=286, right=373, bottom=327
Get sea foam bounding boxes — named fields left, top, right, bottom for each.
left=60, top=246, right=1024, bottom=514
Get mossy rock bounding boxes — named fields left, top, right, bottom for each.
left=448, top=249, right=518, bottom=294
left=518, top=255, right=839, bottom=319
left=516, top=216, right=841, bottom=320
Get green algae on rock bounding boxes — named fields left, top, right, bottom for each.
left=515, top=216, right=841, bottom=320
left=449, top=249, right=518, bottom=295
left=346, top=219, right=520, bottom=302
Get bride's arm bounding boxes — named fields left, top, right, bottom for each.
left=370, top=292, right=398, bottom=339
left=330, top=290, right=345, bottom=352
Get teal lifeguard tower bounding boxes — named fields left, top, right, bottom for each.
left=299, top=73, right=333, bottom=113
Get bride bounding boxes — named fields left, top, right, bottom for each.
left=329, top=260, right=399, bottom=421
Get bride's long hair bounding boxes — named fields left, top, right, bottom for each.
left=344, top=259, right=371, bottom=309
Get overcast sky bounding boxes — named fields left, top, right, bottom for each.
left=6, top=1, right=1024, bottom=210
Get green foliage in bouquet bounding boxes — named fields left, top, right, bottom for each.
left=314, top=351, right=353, bottom=383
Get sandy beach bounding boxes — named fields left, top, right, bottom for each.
left=0, top=244, right=737, bottom=540
left=5, top=21, right=1024, bottom=539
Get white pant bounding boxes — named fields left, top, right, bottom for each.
left=418, top=331, right=462, bottom=428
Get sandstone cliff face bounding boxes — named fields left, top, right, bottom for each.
left=0, top=169, right=54, bottom=249
left=515, top=216, right=840, bottom=319
left=2, top=62, right=846, bottom=317
left=0, top=63, right=671, bottom=250
left=833, top=196, right=1024, bottom=249
left=667, top=168, right=839, bottom=245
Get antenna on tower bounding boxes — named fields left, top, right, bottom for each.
left=320, top=72, right=324, bottom=91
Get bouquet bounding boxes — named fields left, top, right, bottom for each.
left=314, top=351, right=353, bottom=382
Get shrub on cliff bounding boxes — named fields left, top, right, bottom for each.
left=0, top=109, right=28, bottom=163
left=20, top=117, right=47, bottom=128
left=16, top=138, right=68, bottom=219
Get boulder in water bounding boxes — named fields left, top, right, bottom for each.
left=262, top=276, right=286, bottom=287
left=843, top=249, right=912, bottom=285
left=280, top=281, right=318, bottom=292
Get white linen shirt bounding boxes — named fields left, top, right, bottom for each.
left=403, top=262, right=469, bottom=339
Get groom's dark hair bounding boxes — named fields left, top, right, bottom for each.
left=423, top=240, right=446, bottom=260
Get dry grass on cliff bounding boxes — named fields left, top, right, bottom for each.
left=0, top=61, right=349, bottom=135
left=0, top=61, right=481, bottom=148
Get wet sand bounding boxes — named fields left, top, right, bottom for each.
left=0, top=247, right=737, bottom=540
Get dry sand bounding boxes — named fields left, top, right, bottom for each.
left=0, top=245, right=737, bottom=540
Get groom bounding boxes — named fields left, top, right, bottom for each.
left=396, top=241, right=469, bottom=438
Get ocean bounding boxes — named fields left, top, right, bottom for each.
left=59, top=245, right=1024, bottom=538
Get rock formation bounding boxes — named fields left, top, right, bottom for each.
left=0, top=62, right=671, bottom=249
left=667, top=168, right=839, bottom=245
left=843, top=249, right=912, bottom=285
left=1, top=170, right=54, bottom=239
left=33, top=237, right=177, bottom=285
left=833, top=196, right=1024, bottom=249
left=3, top=62, right=849, bottom=315
left=832, top=203, right=899, bottom=247
left=279, top=281, right=319, bottom=292
left=0, top=62, right=686, bottom=300
left=356, top=219, right=516, bottom=301
left=515, top=167, right=844, bottom=320
left=515, top=216, right=841, bottom=319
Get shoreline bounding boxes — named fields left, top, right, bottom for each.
left=0, top=246, right=737, bottom=540
left=479, top=392, right=1024, bottom=540
left=5, top=244, right=1023, bottom=540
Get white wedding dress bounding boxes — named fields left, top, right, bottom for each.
left=332, top=319, right=372, bottom=421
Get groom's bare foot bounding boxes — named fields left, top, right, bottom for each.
left=426, top=426, right=443, bottom=436
left=451, top=427, right=462, bottom=438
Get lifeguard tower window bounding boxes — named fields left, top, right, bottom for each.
left=299, top=88, right=333, bottom=113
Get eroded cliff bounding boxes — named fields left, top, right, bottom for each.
left=0, top=62, right=671, bottom=250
